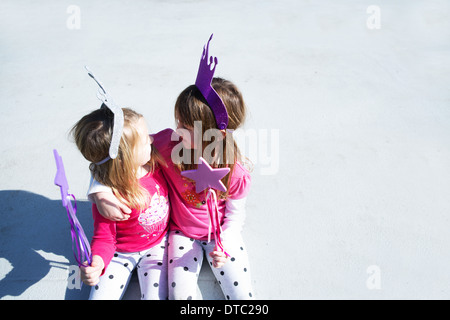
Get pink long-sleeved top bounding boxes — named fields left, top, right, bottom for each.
left=91, top=168, right=169, bottom=272
left=151, top=129, right=251, bottom=241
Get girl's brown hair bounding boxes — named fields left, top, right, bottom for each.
left=174, top=77, right=249, bottom=198
left=71, top=106, right=162, bottom=210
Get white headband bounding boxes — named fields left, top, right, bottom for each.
left=85, top=66, right=124, bottom=165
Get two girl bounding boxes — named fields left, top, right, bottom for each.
left=88, top=78, right=254, bottom=300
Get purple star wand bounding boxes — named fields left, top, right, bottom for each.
left=53, top=149, right=92, bottom=267
left=181, top=157, right=230, bottom=257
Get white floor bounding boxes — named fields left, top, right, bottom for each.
left=1, top=0, right=449, bottom=299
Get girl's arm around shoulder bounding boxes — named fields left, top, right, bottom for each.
left=87, top=177, right=132, bottom=221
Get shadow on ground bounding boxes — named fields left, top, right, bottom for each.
left=0, top=190, right=223, bottom=300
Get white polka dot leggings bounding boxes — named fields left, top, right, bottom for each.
left=168, top=230, right=254, bottom=300
left=88, top=235, right=168, bottom=300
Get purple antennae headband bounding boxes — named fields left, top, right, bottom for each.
left=195, top=34, right=229, bottom=130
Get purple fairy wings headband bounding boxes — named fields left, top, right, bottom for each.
left=195, top=34, right=229, bottom=130
left=84, top=66, right=124, bottom=165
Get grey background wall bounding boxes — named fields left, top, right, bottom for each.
left=1, top=0, right=449, bottom=299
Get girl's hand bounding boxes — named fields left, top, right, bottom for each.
left=209, top=251, right=228, bottom=269
left=93, top=192, right=132, bottom=221
left=80, top=255, right=105, bottom=286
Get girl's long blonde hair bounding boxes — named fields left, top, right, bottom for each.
left=72, top=106, right=162, bottom=211
left=174, top=77, right=251, bottom=199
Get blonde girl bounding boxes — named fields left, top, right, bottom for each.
left=72, top=106, right=170, bottom=300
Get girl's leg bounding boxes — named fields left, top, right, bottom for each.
left=88, top=252, right=140, bottom=300
left=168, top=230, right=203, bottom=300
left=202, top=236, right=254, bottom=300
left=136, top=234, right=169, bottom=300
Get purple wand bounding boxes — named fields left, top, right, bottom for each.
left=181, top=157, right=231, bottom=257
left=53, top=149, right=92, bottom=267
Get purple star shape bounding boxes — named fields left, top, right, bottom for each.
left=181, top=157, right=230, bottom=193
